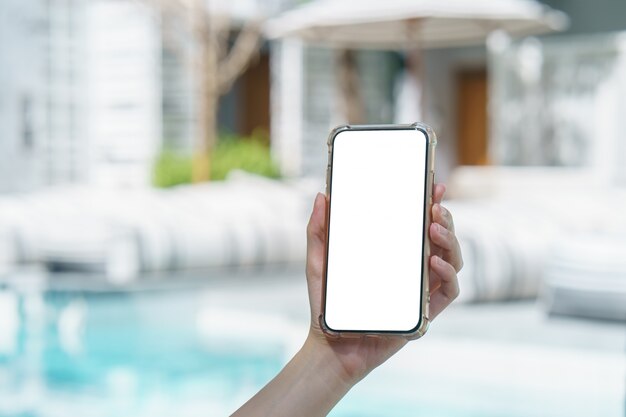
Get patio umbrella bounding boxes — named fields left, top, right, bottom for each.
left=264, top=0, right=567, bottom=49
left=264, top=0, right=567, bottom=122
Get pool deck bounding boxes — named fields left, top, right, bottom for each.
left=197, top=266, right=626, bottom=416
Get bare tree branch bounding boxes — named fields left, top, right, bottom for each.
left=211, top=13, right=232, bottom=62
left=217, top=20, right=262, bottom=94
left=336, top=49, right=366, bottom=124
left=133, top=0, right=265, bottom=181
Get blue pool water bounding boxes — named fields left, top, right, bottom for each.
left=1, top=288, right=286, bottom=416
left=0, top=286, right=487, bottom=417
left=1, top=283, right=589, bottom=417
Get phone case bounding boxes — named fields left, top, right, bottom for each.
left=320, top=122, right=437, bottom=340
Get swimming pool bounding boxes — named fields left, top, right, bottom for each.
left=1, top=285, right=286, bottom=416
left=0, top=283, right=483, bottom=417
left=1, top=272, right=624, bottom=417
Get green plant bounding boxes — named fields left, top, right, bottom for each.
left=210, top=132, right=280, bottom=181
left=153, top=132, right=280, bottom=187
left=153, top=149, right=193, bottom=188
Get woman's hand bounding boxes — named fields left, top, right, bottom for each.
left=232, top=183, right=463, bottom=417
left=303, top=183, right=463, bottom=385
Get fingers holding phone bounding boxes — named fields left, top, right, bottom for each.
left=428, top=188, right=463, bottom=319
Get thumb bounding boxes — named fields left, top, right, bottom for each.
left=306, top=193, right=327, bottom=273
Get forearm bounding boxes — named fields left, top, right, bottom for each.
left=231, top=336, right=354, bottom=417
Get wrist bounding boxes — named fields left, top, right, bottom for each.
left=301, top=332, right=363, bottom=388
left=231, top=332, right=355, bottom=416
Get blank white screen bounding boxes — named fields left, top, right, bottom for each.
left=325, top=129, right=427, bottom=332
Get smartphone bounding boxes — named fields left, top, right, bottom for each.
left=320, top=123, right=436, bottom=338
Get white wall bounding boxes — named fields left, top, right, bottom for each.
left=489, top=31, right=626, bottom=186
left=85, top=0, right=162, bottom=187
left=45, top=0, right=88, bottom=185
left=0, top=0, right=48, bottom=192
left=0, top=0, right=90, bottom=192
left=270, top=39, right=304, bottom=177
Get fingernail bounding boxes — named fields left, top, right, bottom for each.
left=433, top=255, right=444, bottom=266
left=437, top=223, right=447, bottom=235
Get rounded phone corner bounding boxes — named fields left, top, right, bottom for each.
left=319, top=313, right=341, bottom=338
left=404, top=315, right=430, bottom=340
left=327, top=125, right=351, bottom=147
left=410, top=122, right=437, bottom=147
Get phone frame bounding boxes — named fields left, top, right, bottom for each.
left=319, top=122, right=437, bottom=340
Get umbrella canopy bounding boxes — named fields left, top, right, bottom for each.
left=265, top=0, right=568, bottom=49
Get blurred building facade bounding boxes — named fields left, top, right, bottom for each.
left=0, top=0, right=293, bottom=192
left=3, top=0, right=626, bottom=191
left=0, top=0, right=40, bottom=192
left=269, top=0, right=626, bottom=184
left=271, top=42, right=397, bottom=178
left=85, top=1, right=165, bottom=187
left=0, top=0, right=87, bottom=192
left=489, top=32, right=626, bottom=184
left=0, top=0, right=158, bottom=191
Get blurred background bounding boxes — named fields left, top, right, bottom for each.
left=0, top=0, right=625, bottom=415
